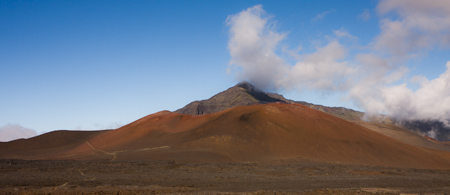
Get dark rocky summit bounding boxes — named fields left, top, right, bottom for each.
left=175, top=82, right=286, bottom=115
left=176, top=81, right=363, bottom=121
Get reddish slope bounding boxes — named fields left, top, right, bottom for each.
left=61, top=103, right=450, bottom=169
left=0, top=130, right=104, bottom=160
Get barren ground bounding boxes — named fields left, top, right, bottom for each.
left=1, top=159, right=450, bottom=194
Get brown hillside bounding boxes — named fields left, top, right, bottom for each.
left=353, top=121, right=450, bottom=152
left=57, top=103, right=450, bottom=169
left=0, top=130, right=104, bottom=160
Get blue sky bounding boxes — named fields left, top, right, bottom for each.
left=1, top=0, right=450, bottom=141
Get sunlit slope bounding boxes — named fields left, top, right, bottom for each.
left=63, top=103, right=450, bottom=169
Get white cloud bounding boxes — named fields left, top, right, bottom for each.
left=0, top=124, right=38, bottom=142
left=349, top=58, right=450, bottom=126
left=227, top=5, right=353, bottom=92
left=348, top=52, right=408, bottom=116
left=281, top=41, right=354, bottom=91
left=311, top=9, right=336, bottom=22
left=380, top=62, right=450, bottom=123
left=375, top=0, right=450, bottom=56
left=333, top=28, right=358, bottom=40
left=347, top=0, right=450, bottom=125
left=226, top=5, right=288, bottom=90
left=227, top=3, right=450, bottom=126
left=426, top=128, right=438, bottom=139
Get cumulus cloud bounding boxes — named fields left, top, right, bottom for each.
left=348, top=53, right=406, bottom=116
left=379, top=62, right=450, bottom=123
left=350, top=0, right=450, bottom=124
left=375, top=0, right=450, bottom=56
left=226, top=5, right=288, bottom=90
left=311, top=9, right=336, bottom=22
left=227, top=5, right=353, bottom=91
left=0, top=124, right=38, bottom=142
left=280, top=41, right=354, bottom=91
left=226, top=2, right=450, bottom=126
left=350, top=55, right=450, bottom=126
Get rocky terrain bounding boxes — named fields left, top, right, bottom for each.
left=175, top=82, right=286, bottom=115
left=2, top=159, right=450, bottom=194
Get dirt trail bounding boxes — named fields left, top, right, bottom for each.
left=84, top=141, right=117, bottom=161
left=53, top=182, right=69, bottom=190
left=78, top=169, right=95, bottom=181
left=84, top=140, right=171, bottom=161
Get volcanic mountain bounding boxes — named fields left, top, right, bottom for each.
left=176, top=82, right=367, bottom=121
left=2, top=82, right=450, bottom=169
left=1, top=104, right=450, bottom=168
left=177, top=82, right=450, bottom=141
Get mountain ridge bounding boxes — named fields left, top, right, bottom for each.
left=176, top=82, right=450, bottom=141
left=176, top=81, right=371, bottom=122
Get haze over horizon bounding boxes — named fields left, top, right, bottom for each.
left=1, top=0, right=450, bottom=141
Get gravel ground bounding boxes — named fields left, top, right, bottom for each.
left=1, top=159, right=450, bottom=194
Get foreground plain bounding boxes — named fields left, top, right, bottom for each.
left=1, top=159, right=450, bottom=194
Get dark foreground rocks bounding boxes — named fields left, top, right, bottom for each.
left=1, top=159, right=450, bottom=194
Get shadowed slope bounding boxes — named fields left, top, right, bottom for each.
left=62, top=103, right=450, bottom=169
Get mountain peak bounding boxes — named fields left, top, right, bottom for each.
left=234, top=81, right=259, bottom=92
left=175, top=82, right=286, bottom=115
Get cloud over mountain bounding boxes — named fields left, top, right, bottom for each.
left=226, top=1, right=450, bottom=125
left=226, top=5, right=353, bottom=92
